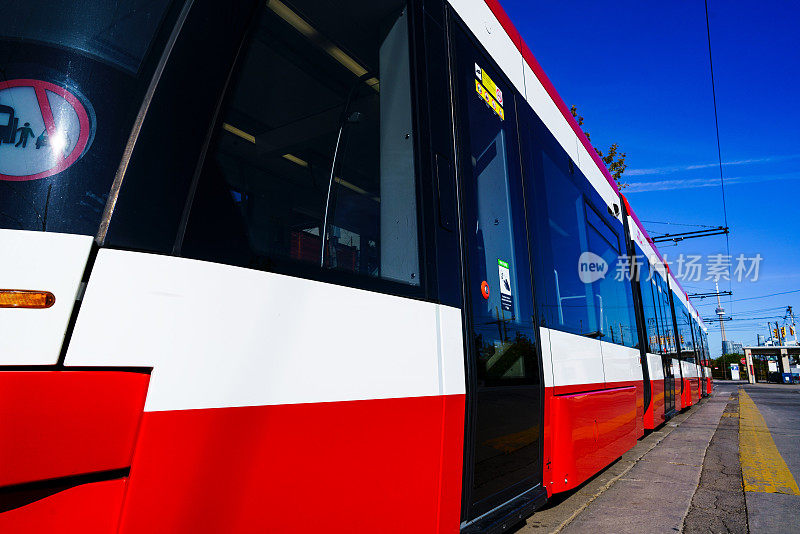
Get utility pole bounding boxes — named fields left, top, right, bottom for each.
left=775, top=318, right=793, bottom=376
left=715, top=282, right=729, bottom=379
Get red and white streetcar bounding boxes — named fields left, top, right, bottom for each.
left=0, top=0, right=712, bottom=532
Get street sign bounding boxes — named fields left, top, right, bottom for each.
left=730, top=363, right=740, bottom=380
left=740, top=358, right=746, bottom=366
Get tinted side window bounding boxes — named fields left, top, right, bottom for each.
left=537, top=148, right=592, bottom=334
left=637, top=252, right=662, bottom=354
left=655, top=273, right=676, bottom=356
left=656, top=280, right=671, bottom=354
left=180, top=1, right=420, bottom=291
left=695, top=322, right=705, bottom=362
left=519, top=115, right=592, bottom=336
left=520, top=107, right=637, bottom=347
left=675, top=300, right=694, bottom=360
left=650, top=277, right=666, bottom=355
left=585, top=206, right=638, bottom=347
left=687, top=315, right=697, bottom=360
left=692, top=318, right=703, bottom=363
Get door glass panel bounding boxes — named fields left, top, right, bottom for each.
left=468, top=113, right=535, bottom=382
left=663, top=352, right=675, bottom=413
left=453, top=25, right=541, bottom=519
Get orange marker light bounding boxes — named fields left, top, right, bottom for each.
left=0, top=290, right=56, bottom=309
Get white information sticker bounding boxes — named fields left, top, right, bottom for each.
left=498, top=259, right=513, bottom=312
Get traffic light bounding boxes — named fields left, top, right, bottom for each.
left=781, top=326, right=786, bottom=338
left=774, top=328, right=779, bottom=338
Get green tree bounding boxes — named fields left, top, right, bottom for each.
left=570, top=105, right=629, bottom=191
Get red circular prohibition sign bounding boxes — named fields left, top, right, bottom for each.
left=0, top=79, right=91, bottom=182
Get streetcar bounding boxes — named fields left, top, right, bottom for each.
left=0, top=0, right=711, bottom=532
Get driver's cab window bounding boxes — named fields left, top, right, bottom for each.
left=182, top=0, right=420, bottom=290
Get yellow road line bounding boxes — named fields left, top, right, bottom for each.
left=739, top=389, right=800, bottom=495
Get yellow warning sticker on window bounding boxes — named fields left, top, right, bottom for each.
left=475, top=63, right=503, bottom=106
left=475, top=79, right=504, bottom=120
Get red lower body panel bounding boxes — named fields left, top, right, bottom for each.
left=682, top=379, right=692, bottom=408
left=0, top=371, right=149, bottom=487
left=707, top=377, right=713, bottom=394
left=547, top=385, right=638, bottom=494
left=117, top=394, right=465, bottom=534
left=643, top=379, right=665, bottom=430
left=606, top=380, right=644, bottom=439
left=0, top=479, right=126, bottom=534
left=0, top=371, right=149, bottom=533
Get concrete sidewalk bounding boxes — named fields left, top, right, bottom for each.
left=682, top=389, right=747, bottom=533
left=517, top=388, right=732, bottom=533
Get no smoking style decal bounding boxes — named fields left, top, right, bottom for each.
left=0, top=79, right=94, bottom=181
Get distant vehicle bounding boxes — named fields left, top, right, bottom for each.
left=0, top=1, right=712, bottom=532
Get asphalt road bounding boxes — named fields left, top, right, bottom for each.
left=740, top=383, right=800, bottom=533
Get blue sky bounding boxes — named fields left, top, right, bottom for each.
left=501, top=0, right=800, bottom=357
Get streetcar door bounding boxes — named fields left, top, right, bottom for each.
left=655, top=278, right=676, bottom=415
left=697, top=326, right=708, bottom=396
left=662, top=354, right=675, bottom=414
left=450, top=20, right=544, bottom=522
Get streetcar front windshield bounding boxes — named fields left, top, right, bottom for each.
left=0, top=0, right=179, bottom=235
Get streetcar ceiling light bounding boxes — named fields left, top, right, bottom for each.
left=266, top=0, right=378, bottom=91
left=323, top=44, right=368, bottom=78
left=223, top=122, right=256, bottom=143
left=282, top=153, right=309, bottom=167
left=334, top=177, right=379, bottom=203
left=334, top=177, right=367, bottom=196
left=0, top=290, right=55, bottom=309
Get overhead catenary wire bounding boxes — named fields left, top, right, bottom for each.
left=641, top=219, right=720, bottom=229
left=694, top=289, right=800, bottom=306
left=704, top=0, right=734, bottom=319
left=728, top=307, right=786, bottom=317
left=704, top=315, right=786, bottom=322
left=704, top=306, right=785, bottom=318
